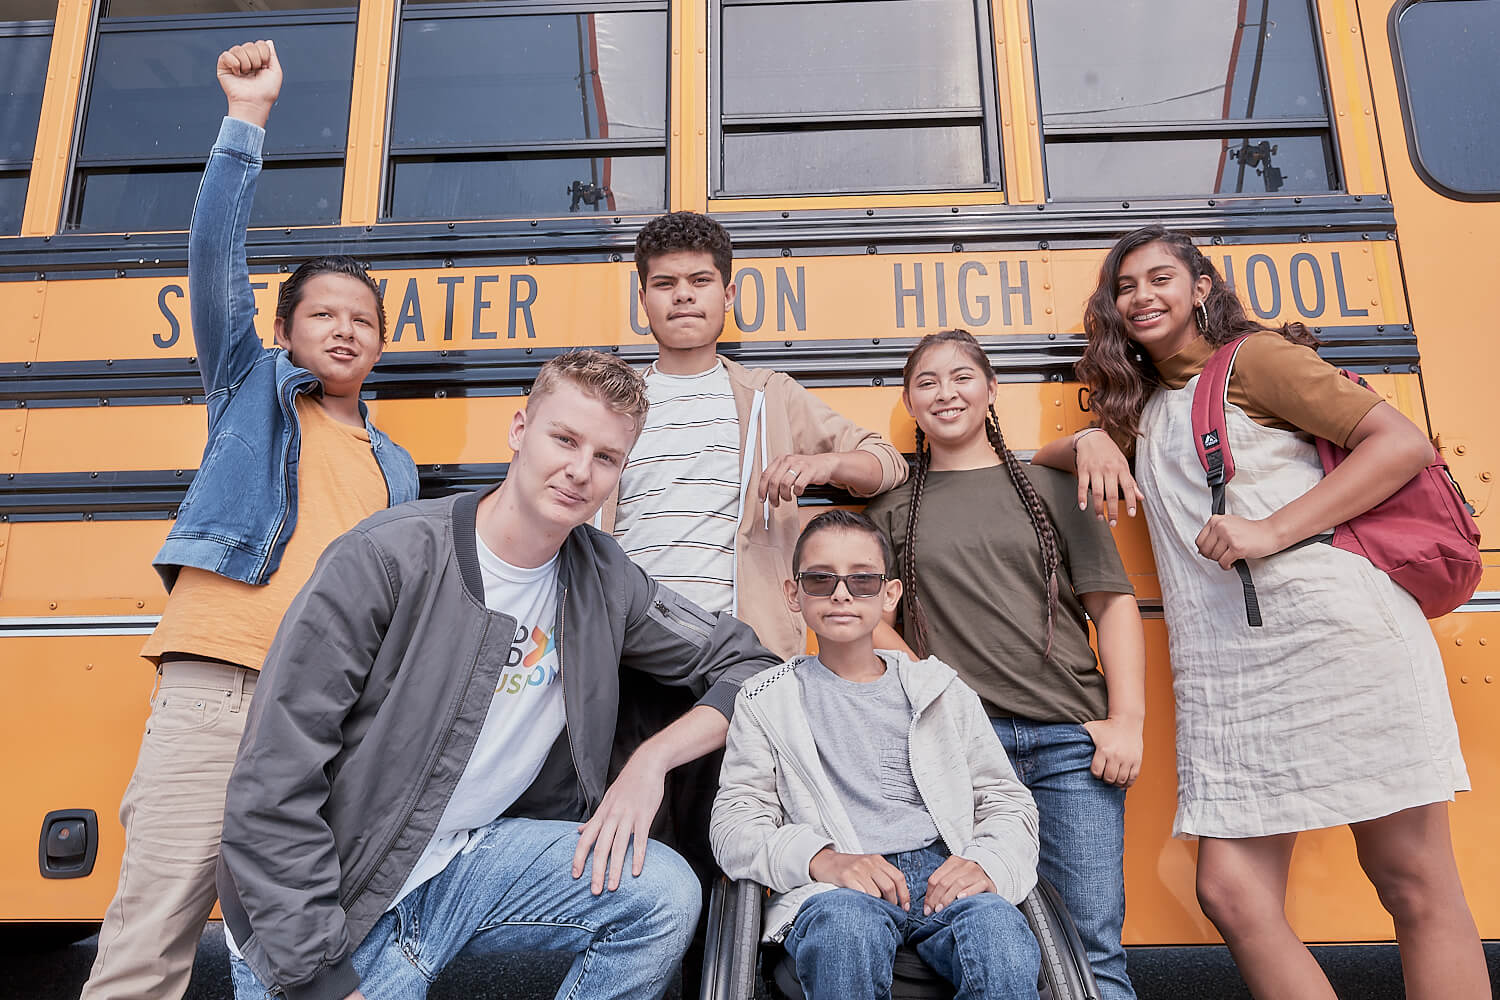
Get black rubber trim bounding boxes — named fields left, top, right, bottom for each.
left=0, top=327, right=1423, bottom=409
left=0, top=197, right=1396, bottom=280
left=0, top=465, right=865, bottom=522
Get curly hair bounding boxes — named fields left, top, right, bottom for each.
left=634, top=211, right=733, bottom=284
left=529, top=350, right=650, bottom=437
left=276, top=256, right=388, bottom=342
left=1078, top=225, right=1318, bottom=448
left=898, top=329, right=1062, bottom=657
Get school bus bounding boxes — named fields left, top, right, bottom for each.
left=1, top=0, right=1495, bottom=958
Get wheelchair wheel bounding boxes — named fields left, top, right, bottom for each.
left=701, top=875, right=1101, bottom=1000
left=1021, top=878, right=1101, bottom=1000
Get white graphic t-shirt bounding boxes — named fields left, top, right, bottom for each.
left=391, top=531, right=566, bottom=905
left=228, top=532, right=567, bottom=954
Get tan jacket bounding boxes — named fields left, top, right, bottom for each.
left=600, top=356, right=908, bottom=659
left=710, top=651, right=1040, bottom=943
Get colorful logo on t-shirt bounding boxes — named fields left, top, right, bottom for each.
left=523, top=625, right=556, bottom=667
left=496, top=621, right=560, bottom=695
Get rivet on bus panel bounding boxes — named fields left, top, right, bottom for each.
left=1460, top=676, right=1469, bottom=683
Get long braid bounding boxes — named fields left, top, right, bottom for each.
left=986, top=404, right=1061, bottom=656
left=899, top=428, right=934, bottom=657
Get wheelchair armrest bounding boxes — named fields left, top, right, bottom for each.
left=700, top=875, right=764, bottom=1000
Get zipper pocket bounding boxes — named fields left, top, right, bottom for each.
left=651, top=592, right=714, bottom=643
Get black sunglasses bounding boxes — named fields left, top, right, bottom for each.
left=796, top=572, right=888, bottom=599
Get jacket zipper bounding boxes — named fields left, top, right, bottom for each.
left=258, top=378, right=305, bottom=583
left=559, top=586, right=588, bottom=808
left=654, top=597, right=712, bottom=642
left=340, top=617, right=490, bottom=909
left=905, top=705, right=957, bottom=857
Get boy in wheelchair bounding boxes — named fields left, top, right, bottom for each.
left=710, top=510, right=1043, bottom=999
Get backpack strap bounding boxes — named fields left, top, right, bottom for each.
left=1189, top=336, right=1262, bottom=627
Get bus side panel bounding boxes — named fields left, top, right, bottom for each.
left=1363, top=0, right=1497, bottom=543
left=0, top=636, right=153, bottom=920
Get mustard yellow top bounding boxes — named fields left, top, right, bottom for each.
left=142, top=396, right=391, bottom=668
left=1157, top=332, right=1381, bottom=447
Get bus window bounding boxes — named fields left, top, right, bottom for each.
left=1391, top=0, right=1500, bottom=200
left=1031, top=0, right=1338, bottom=200
left=713, top=0, right=1001, bottom=196
left=0, top=1, right=56, bottom=236
left=66, top=0, right=357, bottom=233
left=384, top=0, right=668, bottom=221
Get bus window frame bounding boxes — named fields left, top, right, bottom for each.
left=0, top=15, right=55, bottom=237
left=1388, top=0, right=1500, bottom=203
left=380, top=0, right=672, bottom=224
left=1029, top=0, right=1345, bottom=203
left=62, top=6, right=358, bottom=234
left=707, top=0, right=1005, bottom=199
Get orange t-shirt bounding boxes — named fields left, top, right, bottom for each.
left=142, top=396, right=391, bottom=668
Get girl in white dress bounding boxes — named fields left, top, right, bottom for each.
left=1032, top=225, right=1486, bottom=1000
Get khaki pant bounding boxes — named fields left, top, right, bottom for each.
left=81, top=659, right=257, bottom=1000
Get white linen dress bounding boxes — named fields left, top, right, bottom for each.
left=1135, top=379, right=1469, bottom=839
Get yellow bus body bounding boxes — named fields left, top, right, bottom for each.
left=0, top=0, right=1493, bottom=949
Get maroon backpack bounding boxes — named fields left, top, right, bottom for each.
left=1191, top=336, right=1482, bottom=626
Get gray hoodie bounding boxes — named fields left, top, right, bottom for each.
left=218, top=485, right=778, bottom=1000
left=710, top=651, right=1040, bottom=943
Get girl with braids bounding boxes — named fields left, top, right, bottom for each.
left=1033, top=225, right=1483, bottom=1000
left=866, top=329, right=1146, bottom=1000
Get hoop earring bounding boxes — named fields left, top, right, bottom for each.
left=1194, top=300, right=1209, bottom=334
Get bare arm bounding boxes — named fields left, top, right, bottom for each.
left=1196, top=402, right=1433, bottom=568
left=1079, top=591, right=1146, bottom=788
left=572, top=704, right=727, bottom=893
left=1033, top=429, right=1143, bottom=525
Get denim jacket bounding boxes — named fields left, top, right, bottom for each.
left=152, top=117, right=418, bottom=590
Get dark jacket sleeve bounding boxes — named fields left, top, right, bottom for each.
left=220, top=528, right=398, bottom=1000
left=617, top=560, right=780, bottom=720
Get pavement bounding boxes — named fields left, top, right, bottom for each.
left=2, top=924, right=1496, bottom=999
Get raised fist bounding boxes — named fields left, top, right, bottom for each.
left=216, top=39, right=281, bottom=128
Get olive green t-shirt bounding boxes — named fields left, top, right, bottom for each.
left=866, top=464, right=1133, bottom=724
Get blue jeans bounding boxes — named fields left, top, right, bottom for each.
left=993, top=718, right=1134, bottom=1000
left=229, top=818, right=699, bottom=1000
left=783, top=843, right=1039, bottom=1000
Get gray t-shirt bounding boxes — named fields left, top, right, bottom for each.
left=798, top=658, right=940, bottom=856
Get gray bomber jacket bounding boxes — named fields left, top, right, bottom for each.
left=217, top=485, right=778, bottom=1000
